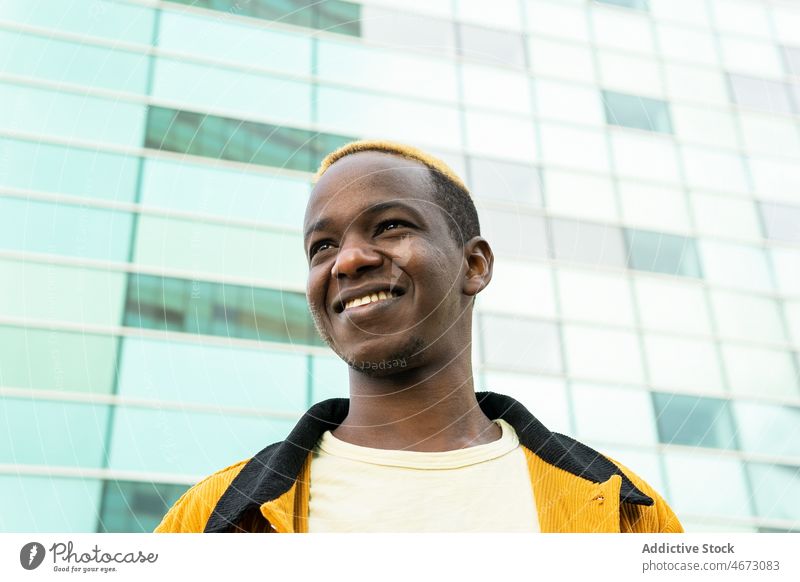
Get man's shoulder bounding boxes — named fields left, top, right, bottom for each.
left=154, top=459, right=251, bottom=533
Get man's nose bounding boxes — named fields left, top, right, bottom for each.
left=331, top=240, right=383, bottom=279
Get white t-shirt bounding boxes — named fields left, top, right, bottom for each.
left=307, top=418, right=540, bottom=532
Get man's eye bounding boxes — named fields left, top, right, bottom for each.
left=309, top=241, right=333, bottom=258
left=377, top=219, right=412, bottom=234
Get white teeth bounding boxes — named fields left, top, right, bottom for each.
left=344, top=290, right=399, bottom=310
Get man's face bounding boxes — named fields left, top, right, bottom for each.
left=303, top=152, right=470, bottom=375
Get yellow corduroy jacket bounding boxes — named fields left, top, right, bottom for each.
left=155, top=391, right=683, bottom=534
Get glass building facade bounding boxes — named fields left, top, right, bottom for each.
left=0, top=0, right=798, bottom=533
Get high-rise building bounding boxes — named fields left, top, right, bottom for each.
left=0, top=0, right=798, bottom=533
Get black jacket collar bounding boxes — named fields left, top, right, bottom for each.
left=205, top=391, right=653, bottom=532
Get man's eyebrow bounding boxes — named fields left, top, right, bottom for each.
left=304, top=201, right=424, bottom=241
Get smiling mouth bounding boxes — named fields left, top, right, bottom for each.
left=338, top=290, right=405, bottom=316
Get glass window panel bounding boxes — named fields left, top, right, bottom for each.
left=784, top=46, right=800, bottom=77
left=691, top=194, right=762, bottom=240
left=459, top=24, right=526, bottom=67
left=624, top=229, right=702, bottom=278
left=535, top=79, right=604, bottom=126
left=786, top=301, right=800, bottom=347
left=770, top=247, right=800, bottom=296
left=0, top=0, right=155, bottom=44
left=467, top=157, right=542, bottom=207
left=478, top=260, right=557, bottom=319
left=655, top=23, right=718, bottom=66
left=0, top=398, right=110, bottom=467
left=99, top=480, right=189, bottom=533
left=457, top=0, right=521, bottom=29
left=556, top=267, right=635, bottom=327
left=711, top=289, right=786, bottom=344
left=573, top=382, right=657, bottom=445
left=610, top=132, right=680, bottom=184
left=652, top=392, right=737, bottom=449
left=311, top=355, right=349, bottom=402
left=0, top=138, right=139, bottom=202
left=747, top=463, right=800, bottom=522
left=483, top=372, right=571, bottom=435
left=759, top=202, right=800, bottom=244
left=598, top=52, right=664, bottom=97
left=699, top=240, right=774, bottom=293
left=618, top=181, right=690, bottom=232
left=664, top=453, right=752, bottom=518
left=595, top=0, right=649, bottom=10
left=728, top=74, right=794, bottom=115
left=0, top=198, right=133, bottom=261
left=0, top=83, right=147, bottom=146
left=108, top=407, right=296, bottom=475
left=550, top=218, right=627, bottom=268
left=722, top=344, right=799, bottom=399
left=464, top=110, right=537, bottom=162
left=645, top=335, right=725, bottom=393
left=592, top=7, right=654, bottom=53
left=681, top=146, right=749, bottom=195
left=544, top=169, right=617, bottom=223
left=773, top=5, right=800, bottom=44
left=711, top=0, right=771, bottom=37
left=118, top=338, right=309, bottom=412
left=738, top=112, right=800, bottom=158
left=0, top=260, right=127, bottom=326
left=671, top=105, right=738, bottom=148
left=359, top=0, right=452, bottom=18
left=665, top=63, right=729, bottom=107
left=479, top=207, right=549, bottom=261
left=462, top=64, right=530, bottom=115
left=634, top=276, right=712, bottom=335
left=151, top=59, right=312, bottom=125
left=140, top=159, right=310, bottom=229
left=539, top=124, right=609, bottom=173
left=316, top=40, right=458, bottom=102
left=525, top=1, right=590, bottom=42
left=318, top=86, right=461, bottom=150
left=733, top=402, right=800, bottom=458
left=0, top=476, right=102, bottom=533
left=650, top=0, right=710, bottom=27
left=721, top=37, right=784, bottom=78
left=750, top=158, right=800, bottom=204
left=562, top=324, right=644, bottom=384
left=481, top=314, right=562, bottom=373
left=528, top=38, right=596, bottom=83
left=158, top=11, right=312, bottom=74
left=0, top=326, right=117, bottom=395
left=0, top=31, right=150, bottom=93
left=359, top=7, right=456, bottom=56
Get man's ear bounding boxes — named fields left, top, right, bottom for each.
left=462, top=237, right=493, bottom=298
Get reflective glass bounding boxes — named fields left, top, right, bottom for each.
left=535, top=80, right=604, bottom=126
left=747, top=463, right=800, bottom=522
left=721, top=344, right=799, bottom=399
left=481, top=315, right=562, bottom=373
left=562, top=324, right=644, bottom=384
left=123, top=274, right=323, bottom=346
left=710, top=290, right=786, bottom=344
left=0, top=260, right=127, bottom=326
left=556, top=268, right=635, bottom=327
left=728, top=74, right=794, bottom=115
left=539, top=124, right=608, bottom=173
left=592, top=6, right=654, bottom=53
left=573, top=383, right=657, bottom=445
left=483, top=372, right=571, bottom=435
left=759, top=202, right=800, bottom=243
left=786, top=301, right=800, bottom=347
left=664, top=452, right=753, bottom=518
left=618, top=181, right=690, bottom=233
left=99, top=480, right=189, bottom=533
left=467, top=158, right=542, bottom=207
left=544, top=170, right=617, bottom=223
left=596, top=0, right=649, bottom=9
left=633, top=276, right=712, bottom=335
left=610, top=132, right=680, bottom=184
left=359, top=7, right=456, bottom=56
left=652, top=392, right=737, bottom=449
left=738, top=112, right=800, bottom=158
left=773, top=5, right=800, bottom=44
left=464, top=110, right=537, bottom=162
left=0, top=398, right=110, bottom=467
left=691, top=194, right=762, bottom=240
left=457, top=0, right=521, bottom=29
left=644, top=335, right=724, bottom=394
left=603, top=91, right=672, bottom=133
left=711, top=0, right=771, bottom=37
left=0, top=476, right=102, bottom=533
left=0, top=31, right=150, bottom=93
left=665, top=63, right=729, bottom=107
left=357, top=0, right=452, bottom=18
left=699, top=240, right=774, bottom=293
left=655, top=23, right=718, bottom=66
left=108, top=407, right=296, bottom=475
left=771, top=247, right=800, bottom=296
left=0, top=138, right=139, bottom=202
left=0, top=83, right=147, bottom=146
left=478, top=260, right=557, bottom=319
left=479, top=208, right=548, bottom=261
left=624, top=229, right=702, bottom=278
left=459, top=24, right=526, bottom=67
left=0, top=326, right=118, bottom=395
left=118, top=337, right=309, bottom=412
left=671, top=105, right=738, bottom=148
left=462, top=64, right=530, bottom=115
left=598, top=52, right=664, bottom=97
left=750, top=158, right=800, bottom=203
left=784, top=46, right=800, bottom=76
left=733, top=402, right=800, bottom=458
left=720, top=37, right=783, bottom=78
left=650, top=0, right=710, bottom=27
left=528, top=38, right=596, bottom=83
left=311, top=355, right=349, bottom=403
left=525, top=1, right=589, bottom=42
left=550, top=218, right=627, bottom=268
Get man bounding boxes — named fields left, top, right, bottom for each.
left=155, top=140, right=683, bottom=533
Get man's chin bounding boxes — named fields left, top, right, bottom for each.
left=336, top=336, right=427, bottom=377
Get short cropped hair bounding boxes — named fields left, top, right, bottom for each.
left=314, top=140, right=480, bottom=249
